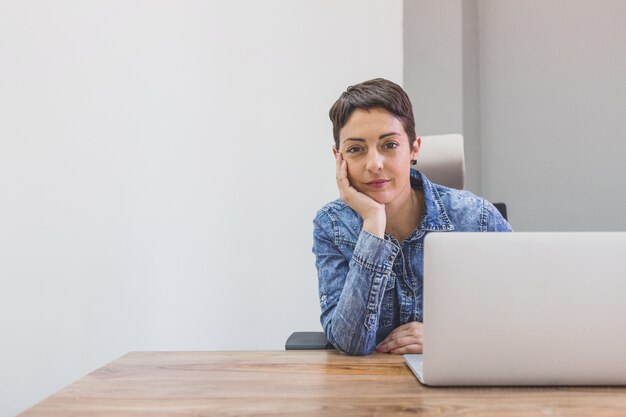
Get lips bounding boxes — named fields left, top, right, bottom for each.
left=365, top=179, right=391, bottom=189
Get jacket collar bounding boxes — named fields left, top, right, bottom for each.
left=410, top=169, right=455, bottom=232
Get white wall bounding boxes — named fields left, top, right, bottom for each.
left=405, top=0, right=626, bottom=231
left=0, top=1, right=403, bottom=416
left=403, top=0, right=482, bottom=194
left=479, top=0, right=626, bottom=230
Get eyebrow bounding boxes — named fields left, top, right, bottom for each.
left=344, top=132, right=401, bottom=142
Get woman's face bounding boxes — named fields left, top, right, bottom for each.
left=335, top=107, right=420, bottom=205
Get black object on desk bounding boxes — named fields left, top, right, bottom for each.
left=285, top=332, right=334, bottom=350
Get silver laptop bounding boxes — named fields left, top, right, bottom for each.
left=405, top=232, right=626, bottom=386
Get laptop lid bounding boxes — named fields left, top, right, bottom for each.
left=416, top=232, right=626, bottom=386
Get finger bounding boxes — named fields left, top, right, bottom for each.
left=380, top=323, right=410, bottom=343
left=389, top=344, right=423, bottom=355
left=379, top=322, right=422, bottom=345
left=336, top=160, right=353, bottom=198
left=378, top=321, right=424, bottom=346
left=377, top=325, right=424, bottom=353
left=388, top=325, right=423, bottom=342
left=335, top=151, right=342, bottom=180
left=394, top=321, right=422, bottom=332
left=335, top=153, right=347, bottom=196
left=378, top=334, right=423, bottom=352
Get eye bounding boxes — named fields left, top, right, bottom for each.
left=383, top=141, right=399, bottom=150
left=346, top=146, right=363, bottom=154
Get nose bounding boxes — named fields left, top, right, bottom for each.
left=365, top=150, right=383, bottom=173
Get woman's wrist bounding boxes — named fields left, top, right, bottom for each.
left=362, top=211, right=386, bottom=239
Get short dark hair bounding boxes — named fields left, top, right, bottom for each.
left=329, top=78, right=416, bottom=149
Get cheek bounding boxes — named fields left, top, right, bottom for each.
left=344, top=161, right=363, bottom=189
left=344, top=158, right=357, bottom=174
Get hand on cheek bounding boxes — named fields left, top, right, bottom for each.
left=334, top=152, right=386, bottom=238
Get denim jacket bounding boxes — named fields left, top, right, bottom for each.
left=312, top=170, right=512, bottom=355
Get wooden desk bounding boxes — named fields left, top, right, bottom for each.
left=17, top=350, right=626, bottom=416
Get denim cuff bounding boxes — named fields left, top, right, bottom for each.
left=352, top=229, right=400, bottom=273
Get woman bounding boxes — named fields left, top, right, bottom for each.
left=312, top=78, right=512, bottom=356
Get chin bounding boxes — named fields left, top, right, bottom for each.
left=364, top=191, right=393, bottom=205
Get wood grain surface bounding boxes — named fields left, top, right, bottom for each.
left=17, top=350, right=626, bottom=417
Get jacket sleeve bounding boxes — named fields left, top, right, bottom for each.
left=312, top=210, right=399, bottom=355
left=483, top=199, right=514, bottom=232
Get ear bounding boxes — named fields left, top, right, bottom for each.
left=332, top=146, right=339, bottom=158
left=411, top=136, right=421, bottom=160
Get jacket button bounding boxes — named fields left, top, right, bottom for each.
left=387, top=255, right=394, bottom=262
